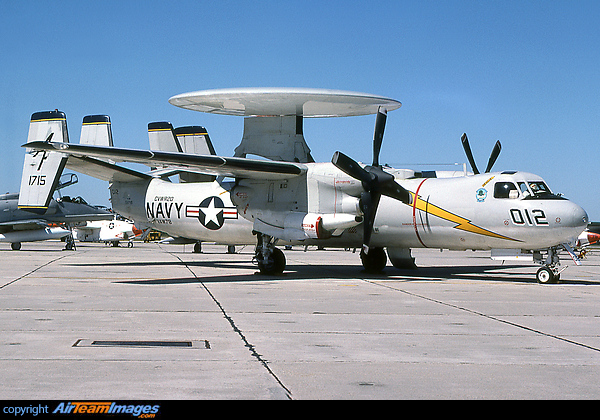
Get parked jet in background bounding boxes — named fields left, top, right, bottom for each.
left=1, top=192, right=112, bottom=250
left=73, top=216, right=143, bottom=247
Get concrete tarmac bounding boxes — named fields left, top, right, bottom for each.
left=1, top=241, right=600, bottom=399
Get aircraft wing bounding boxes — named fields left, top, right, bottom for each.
left=25, top=141, right=307, bottom=180
left=0, top=219, right=51, bottom=232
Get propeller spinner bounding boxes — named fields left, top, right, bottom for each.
left=332, top=107, right=410, bottom=254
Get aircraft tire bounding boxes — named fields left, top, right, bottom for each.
left=258, top=247, right=286, bottom=275
left=360, top=248, right=387, bottom=273
left=536, top=266, right=557, bottom=284
left=11, top=242, right=21, bottom=251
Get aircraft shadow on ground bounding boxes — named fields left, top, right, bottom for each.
left=65, top=256, right=600, bottom=286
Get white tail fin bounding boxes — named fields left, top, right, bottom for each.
left=174, top=126, right=216, bottom=183
left=18, top=110, right=69, bottom=210
left=148, top=122, right=181, bottom=152
left=80, top=115, right=113, bottom=146
left=174, top=126, right=216, bottom=155
left=148, top=123, right=216, bottom=182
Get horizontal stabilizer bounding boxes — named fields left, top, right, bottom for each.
left=65, top=155, right=152, bottom=183
left=25, top=141, right=307, bottom=180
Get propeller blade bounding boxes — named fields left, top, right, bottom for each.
left=372, top=107, right=387, bottom=167
left=461, top=133, right=480, bottom=175
left=332, top=151, right=373, bottom=185
left=484, top=140, right=502, bottom=173
left=360, top=190, right=381, bottom=253
left=380, top=179, right=411, bottom=204
left=367, top=166, right=411, bottom=204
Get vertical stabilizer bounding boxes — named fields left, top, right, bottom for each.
left=148, top=122, right=182, bottom=152
left=174, top=126, right=216, bottom=155
left=18, top=111, right=69, bottom=210
left=148, top=123, right=216, bottom=182
left=174, top=126, right=216, bottom=183
left=80, top=115, right=113, bottom=146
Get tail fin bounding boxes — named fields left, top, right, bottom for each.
left=174, top=126, right=216, bottom=155
left=148, top=123, right=216, bottom=183
left=18, top=110, right=69, bottom=211
left=148, top=122, right=182, bottom=152
left=80, top=115, right=113, bottom=146
left=174, top=126, right=216, bottom=183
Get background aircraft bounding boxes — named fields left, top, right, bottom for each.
left=23, top=89, right=589, bottom=283
left=73, top=216, right=143, bottom=247
left=1, top=192, right=112, bottom=250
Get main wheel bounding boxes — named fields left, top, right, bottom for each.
left=11, top=242, right=21, bottom=251
left=360, top=247, right=387, bottom=273
left=536, top=266, right=556, bottom=284
left=258, top=247, right=286, bottom=275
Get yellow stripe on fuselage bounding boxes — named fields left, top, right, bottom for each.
left=410, top=191, right=518, bottom=241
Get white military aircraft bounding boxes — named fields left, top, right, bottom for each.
left=73, top=217, right=142, bottom=247
left=22, top=89, right=589, bottom=283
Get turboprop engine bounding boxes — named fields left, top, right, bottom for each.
left=252, top=211, right=362, bottom=242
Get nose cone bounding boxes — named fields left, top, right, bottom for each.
left=570, top=202, right=589, bottom=230
left=561, top=201, right=589, bottom=241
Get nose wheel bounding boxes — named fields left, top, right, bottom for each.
left=536, top=266, right=560, bottom=284
left=534, top=246, right=566, bottom=284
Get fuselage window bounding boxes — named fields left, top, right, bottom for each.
left=494, top=182, right=519, bottom=199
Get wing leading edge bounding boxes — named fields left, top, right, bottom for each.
left=24, top=141, right=307, bottom=180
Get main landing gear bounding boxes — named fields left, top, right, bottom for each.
left=253, top=232, right=286, bottom=275
left=360, top=247, right=387, bottom=273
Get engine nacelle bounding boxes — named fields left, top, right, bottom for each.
left=255, top=212, right=362, bottom=241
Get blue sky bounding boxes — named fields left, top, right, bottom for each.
left=1, top=1, right=599, bottom=220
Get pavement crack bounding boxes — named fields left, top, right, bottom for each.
left=365, top=279, right=600, bottom=354
left=163, top=247, right=293, bottom=399
left=1, top=253, right=71, bottom=289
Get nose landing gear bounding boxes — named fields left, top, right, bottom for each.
left=534, top=245, right=575, bottom=284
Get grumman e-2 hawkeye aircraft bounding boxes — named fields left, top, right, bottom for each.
left=23, top=88, right=588, bottom=283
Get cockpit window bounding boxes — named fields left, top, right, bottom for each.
left=528, top=182, right=549, bottom=195
left=518, top=182, right=529, bottom=195
left=494, top=182, right=519, bottom=199
left=522, top=181, right=565, bottom=200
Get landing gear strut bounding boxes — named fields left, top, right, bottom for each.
left=534, top=246, right=564, bottom=284
left=253, top=232, right=286, bottom=275
left=64, top=235, right=76, bottom=251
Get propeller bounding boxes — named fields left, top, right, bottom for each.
left=332, top=107, right=410, bottom=253
left=460, top=133, right=501, bottom=174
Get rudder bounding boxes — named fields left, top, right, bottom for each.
left=18, top=110, right=69, bottom=211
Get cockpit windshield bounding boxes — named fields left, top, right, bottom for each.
left=523, top=181, right=563, bottom=200
left=494, top=179, right=564, bottom=200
